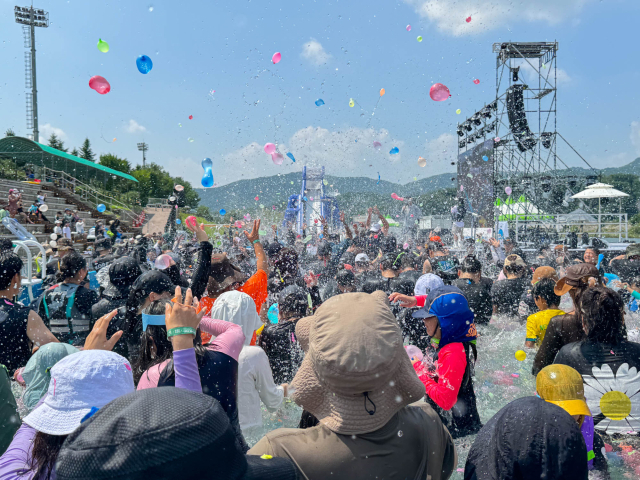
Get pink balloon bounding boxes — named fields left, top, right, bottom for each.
left=373, top=141, right=382, bottom=148
left=185, top=215, right=197, bottom=230
left=271, top=152, right=284, bottom=165
left=473, top=79, right=480, bottom=85
left=429, top=83, right=451, bottom=102
left=264, top=143, right=276, bottom=155
left=494, top=137, right=501, bottom=142
left=505, top=186, right=512, bottom=195
left=244, top=214, right=251, bottom=221
left=89, top=75, right=110, bottom=95
left=466, top=16, right=472, bottom=23
left=391, top=193, right=405, bottom=201
left=234, top=221, right=244, bottom=228
left=460, top=185, right=464, bottom=191
left=406, top=25, right=411, bottom=31
left=272, top=52, right=281, bottom=64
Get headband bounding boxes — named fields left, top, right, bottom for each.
left=142, top=313, right=166, bottom=331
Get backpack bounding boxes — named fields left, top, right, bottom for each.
left=34, top=284, right=91, bottom=345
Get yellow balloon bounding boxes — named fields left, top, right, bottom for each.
left=349, top=98, right=355, bottom=107
left=456, top=109, right=461, bottom=114
left=515, top=350, right=527, bottom=361
left=379, top=88, right=385, bottom=96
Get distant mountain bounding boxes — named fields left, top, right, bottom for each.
left=196, top=158, right=640, bottom=212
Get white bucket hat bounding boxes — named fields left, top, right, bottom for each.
left=23, top=350, right=135, bottom=435
left=414, top=273, right=444, bottom=296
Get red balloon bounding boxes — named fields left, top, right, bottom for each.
left=429, top=83, right=450, bottom=102
left=89, top=75, right=110, bottom=95
left=189, top=115, right=193, bottom=120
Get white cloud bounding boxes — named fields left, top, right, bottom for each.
left=40, top=123, right=67, bottom=141
left=631, top=121, right=640, bottom=154
left=200, top=127, right=406, bottom=186
left=403, top=0, right=596, bottom=36
left=301, top=38, right=332, bottom=66
left=125, top=119, right=147, bottom=134
left=517, top=61, right=571, bottom=86
left=423, top=133, right=458, bottom=173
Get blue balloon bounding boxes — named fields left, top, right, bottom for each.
left=286, top=152, right=296, bottom=162
left=482, top=155, right=489, bottom=161
left=389, top=147, right=399, bottom=154
left=176, top=219, right=181, bottom=225
left=219, top=209, right=226, bottom=215
left=201, top=158, right=214, bottom=188
left=303, top=196, right=308, bottom=201
left=136, top=55, right=153, bottom=74
left=97, top=204, right=106, bottom=213
left=315, top=99, right=324, bottom=106
left=377, top=172, right=380, bottom=185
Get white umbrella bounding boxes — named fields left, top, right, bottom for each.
left=571, top=183, right=629, bottom=234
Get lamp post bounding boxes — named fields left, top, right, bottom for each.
left=14, top=5, right=49, bottom=143
left=137, top=142, right=149, bottom=167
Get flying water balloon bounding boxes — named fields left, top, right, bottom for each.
left=187, top=137, right=194, bottom=142
left=466, top=16, right=472, bottom=23
left=418, top=157, right=427, bottom=167
left=373, top=141, right=382, bottom=149
left=97, top=39, right=109, bottom=53
left=201, top=158, right=214, bottom=187
left=136, top=55, right=153, bottom=74
left=379, top=88, right=385, bottom=96
left=97, top=204, right=106, bottom=213
left=430, top=83, right=451, bottom=102
left=456, top=109, right=461, bottom=114
left=234, top=221, right=243, bottom=228
left=349, top=98, right=354, bottom=107
left=176, top=219, right=181, bottom=225
left=505, top=186, right=512, bottom=195
left=89, top=76, right=111, bottom=95
left=482, top=155, right=489, bottom=161
left=39, top=204, right=48, bottom=212
left=315, top=99, right=325, bottom=106
left=272, top=52, right=281, bottom=64
left=494, top=137, right=501, bottom=143
left=189, top=115, right=193, bottom=120
left=391, top=193, right=405, bottom=201
left=473, top=79, right=480, bottom=85
left=515, top=350, right=527, bottom=361
left=377, top=172, right=380, bottom=185
left=286, top=152, right=296, bottom=162
left=219, top=209, right=226, bottom=216
left=255, top=196, right=259, bottom=201
left=389, top=147, right=399, bottom=155
left=406, top=25, right=411, bottom=31
left=271, top=152, right=284, bottom=165
left=264, top=143, right=276, bottom=155
left=417, top=36, right=423, bottom=42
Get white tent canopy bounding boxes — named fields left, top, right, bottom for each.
left=556, top=208, right=598, bottom=224
left=571, top=182, right=629, bottom=199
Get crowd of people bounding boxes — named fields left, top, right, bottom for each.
left=0, top=203, right=639, bottom=480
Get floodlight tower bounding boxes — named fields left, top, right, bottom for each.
left=15, top=5, right=49, bottom=143
left=137, top=142, right=149, bottom=167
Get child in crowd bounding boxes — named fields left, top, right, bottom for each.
left=525, top=278, right=565, bottom=348
left=62, top=221, right=72, bottom=240
left=53, top=220, right=63, bottom=239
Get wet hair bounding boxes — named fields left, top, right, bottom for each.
left=390, top=277, right=415, bottom=296
left=428, top=241, right=445, bottom=253
left=317, top=242, right=332, bottom=258
left=58, top=251, right=86, bottom=281
left=631, top=276, right=640, bottom=288
left=460, top=255, right=482, bottom=274
left=278, top=285, right=309, bottom=318
left=400, top=252, right=415, bottom=270
left=532, top=278, right=561, bottom=308
left=581, top=287, right=626, bottom=345
left=503, top=259, right=526, bottom=276
left=132, top=298, right=206, bottom=385
left=380, top=251, right=403, bottom=272
left=380, top=235, right=397, bottom=254
left=336, top=269, right=356, bottom=289
left=28, top=431, right=67, bottom=480
left=360, top=276, right=386, bottom=294
left=273, top=248, right=299, bottom=280
left=0, top=251, right=23, bottom=290
left=585, top=247, right=600, bottom=255
left=0, top=239, right=14, bottom=252
left=123, top=271, right=174, bottom=341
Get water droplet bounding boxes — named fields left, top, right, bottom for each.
left=397, top=430, right=403, bottom=437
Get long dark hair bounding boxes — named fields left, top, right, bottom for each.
left=581, top=286, right=626, bottom=345
left=122, top=271, right=173, bottom=338
left=131, top=299, right=206, bottom=385
left=56, top=251, right=86, bottom=283
left=26, top=431, right=67, bottom=480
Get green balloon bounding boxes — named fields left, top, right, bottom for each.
left=97, top=38, right=109, bottom=53
left=417, top=36, right=423, bottom=42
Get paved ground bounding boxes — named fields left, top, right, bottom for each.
left=143, top=206, right=172, bottom=235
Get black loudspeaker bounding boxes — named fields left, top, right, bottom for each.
left=506, top=85, right=537, bottom=152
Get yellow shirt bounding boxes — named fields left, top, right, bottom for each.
left=526, top=309, right=565, bottom=345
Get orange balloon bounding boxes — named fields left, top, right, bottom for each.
left=380, top=88, right=385, bottom=96
left=112, top=138, right=117, bottom=142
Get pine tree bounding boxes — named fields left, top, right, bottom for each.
left=79, top=138, right=95, bottom=162
left=47, top=133, right=68, bottom=152
left=4, top=129, right=15, bottom=137
left=70, top=148, right=79, bottom=157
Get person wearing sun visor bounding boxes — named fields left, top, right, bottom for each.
left=389, top=285, right=482, bottom=438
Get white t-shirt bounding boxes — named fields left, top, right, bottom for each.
left=54, top=226, right=62, bottom=236
left=62, top=226, right=71, bottom=239
left=75, top=221, right=85, bottom=233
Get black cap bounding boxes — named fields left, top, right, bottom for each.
left=131, top=270, right=173, bottom=299
left=265, top=241, right=283, bottom=258
left=109, top=257, right=142, bottom=287
left=55, top=388, right=299, bottom=480
left=95, top=237, right=112, bottom=252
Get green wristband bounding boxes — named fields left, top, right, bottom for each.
left=167, top=327, right=197, bottom=338
left=253, top=239, right=260, bottom=244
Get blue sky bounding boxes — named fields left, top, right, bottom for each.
left=1, top=0, right=639, bottom=188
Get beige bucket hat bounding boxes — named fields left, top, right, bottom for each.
left=290, top=291, right=426, bottom=435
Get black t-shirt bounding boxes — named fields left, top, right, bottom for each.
left=260, top=318, right=304, bottom=385
left=453, top=277, right=493, bottom=324
left=610, top=259, right=640, bottom=283
left=429, top=256, right=459, bottom=284
left=554, top=339, right=640, bottom=436
left=92, top=254, right=118, bottom=273
left=491, top=277, right=529, bottom=316
left=0, top=300, right=32, bottom=372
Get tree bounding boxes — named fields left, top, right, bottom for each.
left=196, top=205, right=214, bottom=221
left=79, top=138, right=95, bottom=162
left=131, top=163, right=200, bottom=208
left=47, top=133, right=68, bottom=152
left=70, top=148, right=79, bottom=157
left=99, top=154, right=131, bottom=174
left=4, top=129, right=15, bottom=137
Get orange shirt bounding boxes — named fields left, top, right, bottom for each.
left=200, top=269, right=268, bottom=344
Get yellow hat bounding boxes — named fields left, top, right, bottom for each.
left=536, top=364, right=591, bottom=417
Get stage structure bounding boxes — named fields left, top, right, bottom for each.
left=457, top=42, right=600, bottom=242
left=283, top=166, right=340, bottom=235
